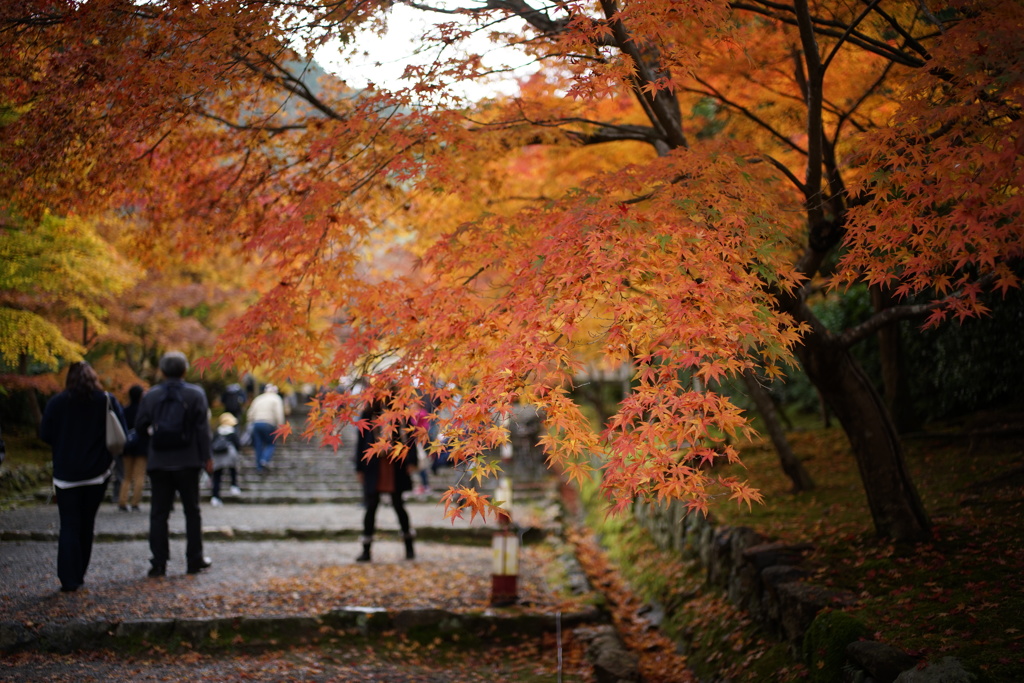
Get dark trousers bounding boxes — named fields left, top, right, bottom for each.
left=211, top=468, right=238, bottom=498
left=148, top=468, right=203, bottom=568
left=55, top=481, right=108, bottom=590
left=362, top=491, right=411, bottom=538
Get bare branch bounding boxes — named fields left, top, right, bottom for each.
left=730, top=1, right=927, bottom=68
left=822, top=0, right=883, bottom=71
left=862, top=0, right=932, bottom=59
left=687, top=78, right=807, bottom=156
left=198, top=109, right=306, bottom=134
left=793, top=0, right=825, bottom=220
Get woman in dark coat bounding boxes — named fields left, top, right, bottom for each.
left=354, top=398, right=416, bottom=562
left=40, top=361, right=126, bottom=592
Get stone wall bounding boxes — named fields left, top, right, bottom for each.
left=633, top=499, right=851, bottom=655
left=631, top=500, right=976, bottom=683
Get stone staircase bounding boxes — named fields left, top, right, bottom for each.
left=224, top=413, right=550, bottom=505
left=227, top=420, right=364, bottom=504
left=44, top=412, right=551, bottom=507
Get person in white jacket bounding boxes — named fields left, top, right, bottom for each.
left=246, top=384, right=285, bottom=474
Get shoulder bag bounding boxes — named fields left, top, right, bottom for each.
left=106, top=393, right=128, bottom=457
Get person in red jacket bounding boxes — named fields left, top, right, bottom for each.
left=354, top=397, right=417, bottom=562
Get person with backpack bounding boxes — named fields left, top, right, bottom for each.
left=40, top=361, right=126, bottom=592
left=209, top=412, right=242, bottom=506
left=135, top=351, right=213, bottom=578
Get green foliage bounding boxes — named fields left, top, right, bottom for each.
left=802, top=610, right=870, bottom=682
left=0, top=309, right=82, bottom=369
left=903, top=287, right=1024, bottom=421
left=766, top=283, right=1023, bottom=426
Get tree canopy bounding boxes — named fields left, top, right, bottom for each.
left=1, top=0, right=1021, bottom=539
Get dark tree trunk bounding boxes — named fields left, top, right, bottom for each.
left=742, top=370, right=815, bottom=492
left=871, top=287, right=922, bottom=434
left=794, top=315, right=931, bottom=542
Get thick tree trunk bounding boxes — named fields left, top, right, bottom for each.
left=795, top=319, right=931, bottom=542
left=742, top=370, right=815, bottom=492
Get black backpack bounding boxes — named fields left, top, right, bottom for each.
left=149, top=383, right=193, bottom=451
left=211, top=432, right=231, bottom=454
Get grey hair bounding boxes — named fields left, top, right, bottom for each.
left=159, top=351, right=189, bottom=378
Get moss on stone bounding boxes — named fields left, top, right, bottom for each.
left=802, top=609, right=869, bottom=683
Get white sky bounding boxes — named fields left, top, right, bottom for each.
left=314, top=3, right=533, bottom=102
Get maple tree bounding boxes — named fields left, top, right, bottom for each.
left=0, top=211, right=137, bottom=388
left=0, top=207, right=250, bottom=407
left=2, top=0, right=1021, bottom=542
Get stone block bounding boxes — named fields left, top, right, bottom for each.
left=846, top=640, right=920, bottom=683
left=894, top=656, right=977, bottom=682
left=741, top=542, right=814, bottom=570
left=235, top=615, right=320, bottom=643
left=726, top=527, right=769, bottom=607
left=577, top=624, right=640, bottom=683
left=114, top=619, right=175, bottom=642
left=0, top=621, right=35, bottom=652
left=707, top=526, right=735, bottom=587
left=776, top=582, right=857, bottom=654
left=759, top=565, right=811, bottom=633
left=321, top=606, right=390, bottom=635
left=392, top=608, right=459, bottom=637
left=173, top=617, right=233, bottom=644
left=37, top=618, right=113, bottom=653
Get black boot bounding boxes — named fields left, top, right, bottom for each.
left=356, top=537, right=372, bottom=563
left=404, top=532, right=415, bottom=560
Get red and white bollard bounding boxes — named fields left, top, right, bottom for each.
left=490, top=526, right=518, bottom=606
left=490, top=470, right=518, bottom=606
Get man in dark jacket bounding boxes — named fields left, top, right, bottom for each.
left=135, top=351, right=213, bottom=577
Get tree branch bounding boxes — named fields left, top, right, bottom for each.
left=822, top=0, right=883, bottom=71
left=687, top=78, right=807, bottom=156
left=793, top=0, right=824, bottom=222
left=836, top=272, right=1001, bottom=348
left=730, top=1, right=927, bottom=68
left=598, top=0, right=686, bottom=151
